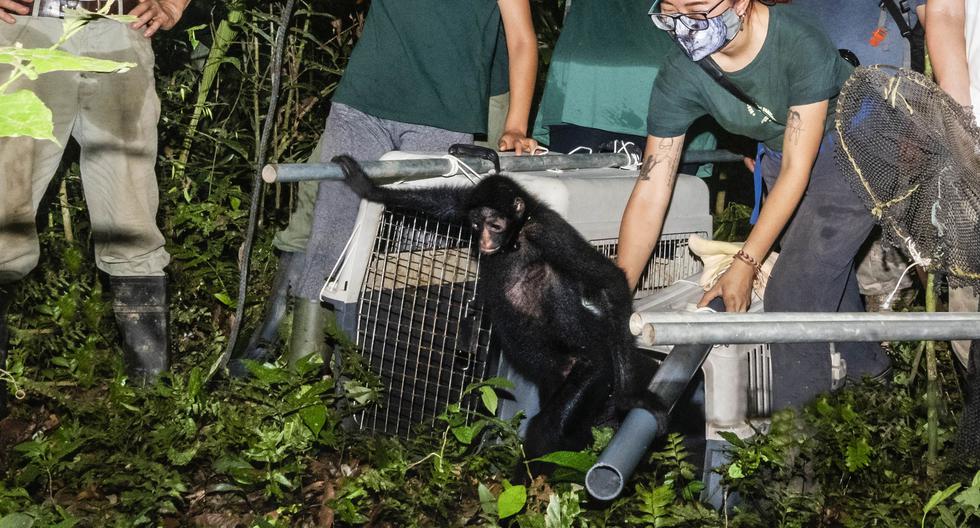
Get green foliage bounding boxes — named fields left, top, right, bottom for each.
left=921, top=471, right=980, bottom=528
left=626, top=434, right=720, bottom=527
left=720, top=342, right=967, bottom=527
left=713, top=201, right=753, bottom=242
left=1, top=0, right=976, bottom=525
left=0, top=7, right=135, bottom=142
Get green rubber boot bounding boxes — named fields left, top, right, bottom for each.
left=285, top=297, right=330, bottom=369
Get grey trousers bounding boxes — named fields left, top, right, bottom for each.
left=0, top=17, right=168, bottom=283
left=760, top=134, right=888, bottom=410
left=292, top=103, right=472, bottom=300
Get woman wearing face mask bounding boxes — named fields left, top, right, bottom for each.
left=617, top=0, right=885, bottom=410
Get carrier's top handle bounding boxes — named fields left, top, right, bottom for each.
left=449, top=144, right=501, bottom=175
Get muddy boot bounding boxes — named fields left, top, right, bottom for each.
left=0, top=283, right=14, bottom=418
left=110, top=276, right=169, bottom=384
left=228, top=251, right=306, bottom=378
left=285, top=298, right=330, bottom=369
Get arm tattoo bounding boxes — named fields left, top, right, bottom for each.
left=639, top=156, right=656, bottom=180
left=787, top=109, right=804, bottom=146
left=639, top=137, right=679, bottom=182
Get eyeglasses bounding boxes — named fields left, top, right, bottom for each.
left=648, top=0, right=728, bottom=32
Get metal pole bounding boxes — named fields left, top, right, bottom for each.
left=262, top=150, right=746, bottom=183
left=634, top=318, right=980, bottom=346
left=638, top=321, right=980, bottom=345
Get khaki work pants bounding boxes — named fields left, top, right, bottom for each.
left=0, top=17, right=168, bottom=284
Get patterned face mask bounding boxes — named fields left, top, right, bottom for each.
left=670, top=7, right=742, bottom=62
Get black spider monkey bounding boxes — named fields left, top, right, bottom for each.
left=335, top=155, right=653, bottom=475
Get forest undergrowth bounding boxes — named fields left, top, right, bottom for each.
left=1, top=1, right=978, bottom=526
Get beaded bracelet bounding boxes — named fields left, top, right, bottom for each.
left=735, top=249, right=762, bottom=275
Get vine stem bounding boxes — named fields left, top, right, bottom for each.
left=926, top=272, right=938, bottom=476
left=208, top=0, right=297, bottom=380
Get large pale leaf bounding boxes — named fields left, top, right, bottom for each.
left=62, top=7, right=138, bottom=40
left=0, top=46, right=134, bottom=75
left=0, top=90, right=56, bottom=143
left=0, top=513, right=35, bottom=528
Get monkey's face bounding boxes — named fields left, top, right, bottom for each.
left=470, top=206, right=512, bottom=255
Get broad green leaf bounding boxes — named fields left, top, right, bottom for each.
left=343, top=380, right=377, bottom=405
left=497, top=484, right=527, bottom=519
left=466, top=376, right=515, bottom=393
left=845, top=437, right=872, bottom=472
left=955, top=479, right=980, bottom=510
left=531, top=451, right=596, bottom=473
left=167, top=444, right=199, bottom=466
left=451, top=420, right=486, bottom=445
left=300, top=404, right=328, bottom=436
left=0, top=47, right=134, bottom=75
left=0, top=90, right=56, bottom=142
left=480, top=386, right=498, bottom=414
left=213, top=292, right=235, bottom=307
left=271, top=471, right=293, bottom=487
left=0, top=513, right=35, bottom=528
left=478, top=483, right=497, bottom=516
left=727, top=462, right=744, bottom=480
left=923, top=483, right=961, bottom=521
left=717, top=430, right=747, bottom=448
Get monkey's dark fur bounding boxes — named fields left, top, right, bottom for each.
left=336, top=155, right=651, bottom=474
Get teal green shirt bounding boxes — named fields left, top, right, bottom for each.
left=532, top=0, right=716, bottom=177
left=333, top=0, right=502, bottom=134
left=648, top=5, right=853, bottom=151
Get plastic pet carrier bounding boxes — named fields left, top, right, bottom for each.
left=318, top=154, right=712, bottom=439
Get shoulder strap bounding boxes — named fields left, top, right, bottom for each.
left=880, top=0, right=913, bottom=39
left=694, top=56, right=784, bottom=125
left=695, top=56, right=759, bottom=108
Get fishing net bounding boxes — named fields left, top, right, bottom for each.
left=835, top=65, right=980, bottom=462
left=835, top=65, right=980, bottom=289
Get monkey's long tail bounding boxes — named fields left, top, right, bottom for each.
left=207, top=0, right=297, bottom=382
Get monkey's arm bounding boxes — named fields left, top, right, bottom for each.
left=335, top=155, right=470, bottom=223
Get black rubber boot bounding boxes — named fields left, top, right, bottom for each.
left=109, top=276, right=169, bottom=384
left=0, top=283, right=14, bottom=418
left=228, top=251, right=305, bottom=378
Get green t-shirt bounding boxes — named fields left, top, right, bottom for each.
left=647, top=5, right=853, bottom=151
left=489, top=25, right=510, bottom=97
left=333, top=0, right=502, bottom=134
left=532, top=0, right=716, bottom=177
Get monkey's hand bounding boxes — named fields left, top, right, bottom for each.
left=334, top=155, right=380, bottom=200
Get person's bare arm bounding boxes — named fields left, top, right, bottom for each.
left=130, top=0, right=191, bottom=38
left=927, top=0, right=971, bottom=106
left=497, top=0, right=538, bottom=154
left=617, top=134, right=685, bottom=290
left=699, top=100, right=827, bottom=312
left=0, top=0, right=32, bottom=24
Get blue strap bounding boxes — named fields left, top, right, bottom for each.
left=750, top=142, right=766, bottom=225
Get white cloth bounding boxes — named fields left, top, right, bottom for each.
left=687, top=234, right=778, bottom=302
